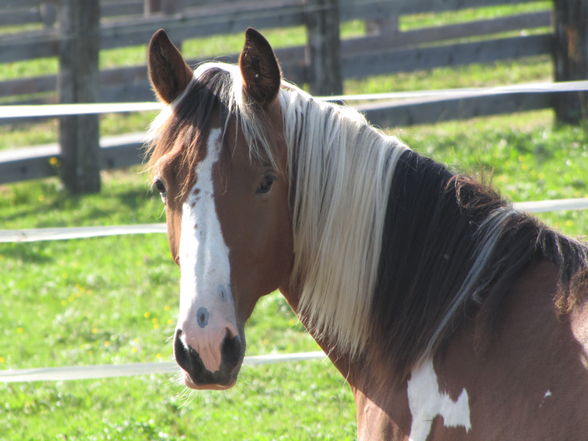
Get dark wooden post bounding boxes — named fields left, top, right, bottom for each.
left=40, top=0, right=58, bottom=29
left=553, top=0, right=588, bottom=125
left=305, top=0, right=343, bottom=96
left=144, top=0, right=181, bottom=16
left=366, top=17, right=398, bottom=37
left=144, top=0, right=182, bottom=48
left=58, top=0, right=101, bottom=194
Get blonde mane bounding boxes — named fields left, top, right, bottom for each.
left=278, top=85, right=408, bottom=356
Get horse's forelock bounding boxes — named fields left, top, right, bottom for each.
left=146, top=62, right=281, bottom=200
left=146, top=65, right=240, bottom=199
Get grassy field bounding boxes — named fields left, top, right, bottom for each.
left=1, top=2, right=588, bottom=440
left=2, top=112, right=587, bottom=441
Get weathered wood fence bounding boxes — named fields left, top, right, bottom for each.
left=0, top=0, right=561, bottom=104
left=0, top=0, right=587, bottom=191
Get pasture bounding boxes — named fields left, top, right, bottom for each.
left=2, top=113, right=587, bottom=440
left=1, top=5, right=588, bottom=440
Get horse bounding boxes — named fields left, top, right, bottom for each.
left=145, top=27, right=588, bottom=440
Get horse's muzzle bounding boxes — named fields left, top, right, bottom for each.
left=173, top=328, right=244, bottom=389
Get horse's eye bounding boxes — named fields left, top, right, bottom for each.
left=256, top=174, right=276, bottom=195
left=153, top=178, right=167, bottom=199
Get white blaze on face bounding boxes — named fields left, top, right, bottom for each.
left=177, top=128, right=237, bottom=373
left=407, top=358, right=472, bottom=441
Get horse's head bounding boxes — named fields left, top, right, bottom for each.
left=147, top=29, right=293, bottom=389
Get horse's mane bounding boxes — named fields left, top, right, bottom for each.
left=146, top=63, right=588, bottom=379
left=375, top=153, right=588, bottom=376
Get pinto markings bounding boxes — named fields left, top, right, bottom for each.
left=407, top=358, right=471, bottom=441
left=177, top=128, right=238, bottom=373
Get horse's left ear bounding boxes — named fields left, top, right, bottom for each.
left=239, top=28, right=281, bottom=107
left=148, top=29, right=193, bottom=104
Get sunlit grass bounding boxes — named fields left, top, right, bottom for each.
left=1, top=2, right=586, bottom=439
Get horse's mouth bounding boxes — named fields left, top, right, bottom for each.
left=182, top=370, right=237, bottom=390
left=173, top=326, right=245, bottom=390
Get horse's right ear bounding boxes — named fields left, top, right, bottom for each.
left=148, top=29, right=193, bottom=104
left=239, top=28, right=281, bottom=107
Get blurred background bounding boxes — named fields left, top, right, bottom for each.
left=1, top=1, right=587, bottom=440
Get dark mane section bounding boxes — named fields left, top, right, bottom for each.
left=372, top=149, right=588, bottom=378
left=146, top=68, right=232, bottom=199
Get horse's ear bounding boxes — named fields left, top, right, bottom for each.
left=239, top=28, right=281, bottom=107
left=148, top=29, right=193, bottom=104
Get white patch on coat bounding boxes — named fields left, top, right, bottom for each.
left=539, top=389, right=553, bottom=408
left=177, top=128, right=237, bottom=373
left=407, top=359, right=471, bottom=441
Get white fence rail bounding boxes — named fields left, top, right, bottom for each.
left=1, top=199, right=587, bottom=244
left=0, top=80, right=588, bottom=119
left=0, top=351, right=327, bottom=383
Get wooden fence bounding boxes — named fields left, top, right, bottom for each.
left=0, top=0, right=558, bottom=105
left=0, top=0, right=587, bottom=190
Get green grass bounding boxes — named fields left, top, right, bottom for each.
left=401, top=1, right=551, bottom=30
left=1, top=2, right=587, bottom=439
left=1, top=112, right=587, bottom=440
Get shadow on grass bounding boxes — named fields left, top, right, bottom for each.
left=0, top=243, right=55, bottom=264
left=1, top=182, right=159, bottom=228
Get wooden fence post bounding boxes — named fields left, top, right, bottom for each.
left=553, top=0, right=588, bottom=125
left=305, top=0, right=343, bottom=96
left=144, top=0, right=183, bottom=48
left=57, top=0, right=101, bottom=194
left=40, top=0, right=58, bottom=29
left=144, top=0, right=181, bottom=16
left=366, top=17, right=398, bottom=37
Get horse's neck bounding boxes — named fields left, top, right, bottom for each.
left=280, top=281, right=412, bottom=438
left=279, top=281, right=354, bottom=377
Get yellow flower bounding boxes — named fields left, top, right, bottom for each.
left=163, top=305, right=171, bottom=311
left=103, top=340, right=111, bottom=347
left=48, top=157, right=60, bottom=167
left=15, top=327, right=24, bottom=334
left=144, top=312, right=151, bottom=319
left=0, top=356, right=6, bottom=363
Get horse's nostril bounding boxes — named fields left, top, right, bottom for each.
left=174, top=329, right=190, bottom=371
left=221, top=328, right=242, bottom=368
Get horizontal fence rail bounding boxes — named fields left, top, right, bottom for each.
left=0, top=351, right=327, bottom=383
left=1, top=199, right=587, bottom=244
left=0, top=224, right=167, bottom=243
left=1, top=80, right=588, bottom=119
